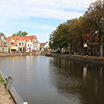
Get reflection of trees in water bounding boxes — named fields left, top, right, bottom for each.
left=50, top=58, right=104, bottom=104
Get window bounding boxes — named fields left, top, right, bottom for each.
left=19, top=43, right=21, bottom=46
left=4, top=42, right=6, bottom=46
left=22, top=43, right=24, bottom=46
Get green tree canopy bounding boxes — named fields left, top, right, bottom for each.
left=12, top=31, right=28, bottom=37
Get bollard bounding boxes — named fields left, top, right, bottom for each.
left=6, top=76, right=13, bottom=90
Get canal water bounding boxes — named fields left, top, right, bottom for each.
left=0, top=56, right=104, bottom=104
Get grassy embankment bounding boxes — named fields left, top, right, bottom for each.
left=0, top=74, right=5, bottom=85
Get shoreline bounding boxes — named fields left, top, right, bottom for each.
left=0, top=74, right=14, bottom=104
left=46, top=54, right=104, bottom=64
left=0, top=53, right=40, bottom=57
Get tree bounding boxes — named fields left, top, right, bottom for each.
left=0, top=32, right=6, bottom=38
left=83, top=0, right=104, bottom=57
left=49, top=23, right=70, bottom=53
left=68, top=18, right=84, bottom=53
left=12, top=31, right=28, bottom=37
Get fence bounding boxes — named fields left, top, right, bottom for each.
left=0, top=70, right=28, bottom=104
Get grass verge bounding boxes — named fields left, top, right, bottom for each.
left=0, top=74, right=5, bottom=85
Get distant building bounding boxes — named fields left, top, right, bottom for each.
left=40, top=42, right=49, bottom=51
left=0, top=35, right=40, bottom=53
left=0, top=35, right=8, bottom=52
left=40, top=42, right=50, bottom=54
left=33, top=36, right=40, bottom=51
left=7, top=36, right=22, bottom=53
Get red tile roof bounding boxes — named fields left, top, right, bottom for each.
left=6, top=36, right=21, bottom=42
left=6, top=35, right=40, bottom=43
left=40, top=43, right=46, bottom=47
left=22, top=36, right=34, bottom=42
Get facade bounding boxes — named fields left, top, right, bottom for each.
left=33, top=36, right=40, bottom=51
left=40, top=42, right=49, bottom=51
left=0, top=35, right=8, bottom=53
left=22, top=35, right=40, bottom=52
left=40, top=42, right=50, bottom=54
left=0, top=35, right=40, bottom=53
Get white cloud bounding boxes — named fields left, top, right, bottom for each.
left=0, top=0, right=96, bottom=20
left=0, top=0, right=97, bottom=42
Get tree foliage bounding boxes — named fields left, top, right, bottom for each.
left=0, top=32, right=6, bottom=38
left=49, top=0, right=104, bottom=56
left=12, top=31, right=28, bottom=37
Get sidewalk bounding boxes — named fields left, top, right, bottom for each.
left=0, top=76, right=14, bottom=104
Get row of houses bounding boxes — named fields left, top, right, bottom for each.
left=0, top=35, right=49, bottom=53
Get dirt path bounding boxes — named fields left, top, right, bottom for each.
left=0, top=83, right=14, bottom=104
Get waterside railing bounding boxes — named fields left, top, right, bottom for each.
left=0, top=70, right=28, bottom=104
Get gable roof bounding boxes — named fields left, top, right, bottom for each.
left=40, top=43, right=46, bottom=47
left=22, top=36, right=34, bottom=42
left=6, top=36, right=21, bottom=42
left=6, top=35, right=40, bottom=43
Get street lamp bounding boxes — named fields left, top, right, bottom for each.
left=84, top=43, right=88, bottom=55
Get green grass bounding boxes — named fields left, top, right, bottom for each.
left=0, top=74, right=5, bottom=85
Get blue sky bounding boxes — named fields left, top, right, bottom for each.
left=0, top=0, right=96, bottom=42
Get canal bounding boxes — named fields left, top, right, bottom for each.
left=0, top=56, right=104, bottom=104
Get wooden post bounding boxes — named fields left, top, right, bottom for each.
left=6, top=76, right=13, bottom=90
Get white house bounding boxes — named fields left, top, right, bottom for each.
left=40, top=42, right=49, bottom=51
left=26, top=40, right=33, bottom=52
left=33, top=35, right=40, bottom=51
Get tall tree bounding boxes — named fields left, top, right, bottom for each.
left=83, top=0, right=104, bottom=57
left=49, top=23, right=70, bottom=53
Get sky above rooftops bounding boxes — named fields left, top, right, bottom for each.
left=0, top=0, right=96, bottom=42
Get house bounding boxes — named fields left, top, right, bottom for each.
left=22, top=36, right=34, bottom=52
left=40, top=42, right=49, bottom=51
left=0, top=35, right=40, bottom=53
left=33, top=35, right=40, bottom=51
left=0, top=35, right=8, bottom=53
left=21, top=35, right=40, bottom=52
left=6, top=36, right=22, bottom=53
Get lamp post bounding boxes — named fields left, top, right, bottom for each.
left=84, top=43, right=88, bottom=55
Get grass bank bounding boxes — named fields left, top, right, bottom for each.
left=0, top=74, right=5, bottom=85
left=0, top=74, right=14, bottom=104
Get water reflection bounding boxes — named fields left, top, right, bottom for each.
left=0, top=56, right=104, bottom=104
left=50, top=58, right=104, bottom=104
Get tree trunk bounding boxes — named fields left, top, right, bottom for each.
left=100, top=45, right=103, bottom=57
left=59, top=47, right=62, bottom=54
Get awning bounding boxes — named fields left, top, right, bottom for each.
left=10, top=46, right=18, bottom=50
